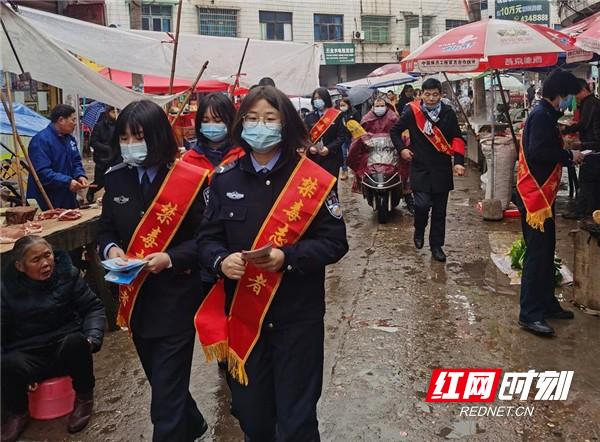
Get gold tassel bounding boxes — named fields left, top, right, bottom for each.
left=201, top=341, right=229, bottom=363
left=227, top=350, right=249, bottom=386
left=526, top=207, right=553, bottom=232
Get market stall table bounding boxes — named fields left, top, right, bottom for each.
left=0, top=207, right=118, bottom=330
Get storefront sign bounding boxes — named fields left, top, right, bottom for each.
left=495, top=0, right=550, bottom=26
left=323, top=43, right=356, bottom=65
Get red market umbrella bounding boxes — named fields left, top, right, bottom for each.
left=401, top=18, right=592, bottom=73
left=367, top=63, right=402, bottom=77
left=98, top=68, right=233, bottom=94
left=565, top=13, right=600, bottom=54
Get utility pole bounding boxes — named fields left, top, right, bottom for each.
left=130, top=0, right=144, bottom=92
left=418, top=0, right=424, bottom=44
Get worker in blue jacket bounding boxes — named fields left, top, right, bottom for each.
left=26, top=104, right=88, bottom=210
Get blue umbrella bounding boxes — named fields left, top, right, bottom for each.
left=0, top=102, right=49, bottom=137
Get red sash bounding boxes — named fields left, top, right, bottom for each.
left=194, top=157, right=336, bottom=385
left=182, top=146, right=245, bottom=181
left=408, top=102, right=464, bottom=156
left=309, top=108, right=342, bottom=144
left=116, top=161, right=209, bottom=328
left=516, top=144, right=562, bottom=232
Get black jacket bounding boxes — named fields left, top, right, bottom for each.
left=522, top=100, right=572, bottom=186
left=90, top=116, right=116, bottom=165
left=304, top=110, right=346, bottom=177
left=197, top=152, right=348, bottom=324
left=562, top=94, right=600, bottom=151
left=390, top=102, right=465, bottom=193
left=1, top=250, right=105, bottom=354
left=97, top=162, right=208, bottom=338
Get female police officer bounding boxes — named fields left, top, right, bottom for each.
left=195, top=86, right=348, bottom=441
left=97, top=100, right=209, bottom=441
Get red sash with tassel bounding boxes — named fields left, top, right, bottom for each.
left=194, top=157, right=336, bottom=385
left=516, top=144, right=562, bottom=232
left=116, top=161, right=209, bottom=328
left=408, top=102, right=465, bottom=156
left=309, top=108, right=341, bottom=143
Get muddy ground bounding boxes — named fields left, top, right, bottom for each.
left=21, top=164, right=600, bottom=442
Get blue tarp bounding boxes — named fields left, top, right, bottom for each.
left=0, top=102, right=49, bottom=137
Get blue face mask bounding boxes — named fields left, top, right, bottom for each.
left=120, top=141, right=148, bottom=166
left=373, top=106, right=387, bottom=117
left=200, top=123, right=228, bottom=142
left=313, top=99, right=325, bottom=111
left=242, top=122, right=282, bottom=153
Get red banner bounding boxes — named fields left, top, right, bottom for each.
left=309, top=108, right=341, bottom=144
left=409, top=102, right=454, bottom=156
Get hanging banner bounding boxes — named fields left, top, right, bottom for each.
left=495, top=0, right=550, bottom=26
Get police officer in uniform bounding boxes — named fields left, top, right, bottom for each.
left=197, top=86, right=348, bottom=441
left=390, top=78, right=466, bottom=262
left=97, top=101, right=209, bottom=441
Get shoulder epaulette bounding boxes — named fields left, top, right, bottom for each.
left=104, top=162, right=128, bottom=175
left=215, top=160, right=238, bottom=174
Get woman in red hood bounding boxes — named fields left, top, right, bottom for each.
left=347, top=96, right=414, bottom=213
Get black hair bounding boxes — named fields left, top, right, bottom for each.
left=542, top=69, right=580, bottom=100
left=50, top=104, right=76, bottom=123
left=339, top=97, right=352, bottom=108
left=422, top=78, right=442, bottom=93
left=311, top=87, right=333, bottom=108
left=195, top=93, right=236, bottom=143
left=106, top=105, right=116, bottom=113
left=111, top=100, right=178, bottom=167
left=13, top=235, right=51, bottom=263
left=576, top=78, right=590, bottom=93
left=232, top=86, right=309, bottom=160
left=258, top=77, right=276, bottom=87
left=387, top=90, right=395, bottom=94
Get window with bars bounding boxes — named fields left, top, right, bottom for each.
left=362, top=16, right=390, bottom=43
left=198, top=7, right=238, bottom=37
left=259, top=11, right=293, bottom=41
left=314, top=14, right=343, bottom=42
left=404, top=15, right=434, bottom=45
left=446, top=19, right=468, bottom=30
left=141, top=4, right=172, bottom=32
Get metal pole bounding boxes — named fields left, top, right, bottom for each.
left=231, top=38, right=251, bottom=100
left=495, top=70, right=520, bottom=154
left=490, top=73, right=496, bottom=199
left=168, top=0, right=184, bottom=95
left=170, top=61, right=209, bottom=128
left=443, top=72, right=476, bottom=138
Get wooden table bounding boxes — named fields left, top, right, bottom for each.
left=1, top=207, right=119, bottom=330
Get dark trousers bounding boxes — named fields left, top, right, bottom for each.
left=519, top=214, right=562, bottom=322
left=132, top=331, right=205, bottom=442
left=575, top=155, right=600, bottom=215
left=1, top=333, right=94, bottom=415
left=228, top=320, right=324, bottom=442
left=413, top=191, right=449, bottom=248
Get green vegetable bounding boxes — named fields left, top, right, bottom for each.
left=508, top=238, right=563, bottom=287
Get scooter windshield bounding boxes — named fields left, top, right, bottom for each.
left=365, top=134, right=398, bottom=167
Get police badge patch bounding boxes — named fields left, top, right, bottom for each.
left=325, top=191, right=343, bottom=219
left=203, top=187, right=210, bottom=205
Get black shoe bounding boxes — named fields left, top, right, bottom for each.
left=518, top=320, right=555, bottom=336
left=431, top=247, right=447, bottom=262
left=562, top=211, right=584, bottom=220
left=67, top=392, right=94, bottom=433
left=404, top=194, right=415, bottom=215
left=414, top=233, right=424, bottom=249
left=545, top=309, right=575, bottom=320
left=1, top=412, right=29, bottom=442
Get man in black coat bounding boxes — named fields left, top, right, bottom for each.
left=390, top=78, right=465, bottom=262
left=86, top=107, right=117, bottom=203
left=562, top=79, right=600, bottom=219
left=2, top=237, right=105, bottom=441
left=516, top=70, right=584, bottom=337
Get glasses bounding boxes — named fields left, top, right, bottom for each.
left=242, top=115, right=281, bottom=129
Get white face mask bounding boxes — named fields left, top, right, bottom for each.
left=120, top=141, right=148, bottom=166
left=373, top=106, right=387, bottom=117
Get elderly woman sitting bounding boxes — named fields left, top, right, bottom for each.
left=1, top=235, right=105, bottom=442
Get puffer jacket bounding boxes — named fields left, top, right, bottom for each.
left=1, top=250, right=106, bottom=353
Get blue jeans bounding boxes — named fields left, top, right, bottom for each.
left=341, top=140, right=349, bottom=172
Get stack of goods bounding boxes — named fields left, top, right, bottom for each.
left=480, top=135, right=517, bottom=209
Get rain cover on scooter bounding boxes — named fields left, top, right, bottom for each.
left=364, top=133, right=399, bottom=175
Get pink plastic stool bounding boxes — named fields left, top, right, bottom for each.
left=28, top=376, right=75, bottom=420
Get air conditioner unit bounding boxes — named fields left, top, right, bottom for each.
left=353, top=30, right=365, bottom=41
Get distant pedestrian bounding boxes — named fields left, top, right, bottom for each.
left=86, top=106, right=117, bottom=203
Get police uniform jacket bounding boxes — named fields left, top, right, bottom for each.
left=97, top=162, right=207, bottom=338
left=304, top=110, right=346, bottom=177
left=197, top=152, right=349, bottom=324
left=390, top=102, right=464, bottom=194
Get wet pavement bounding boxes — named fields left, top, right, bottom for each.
left=22, top=165, right=600, bottom=441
